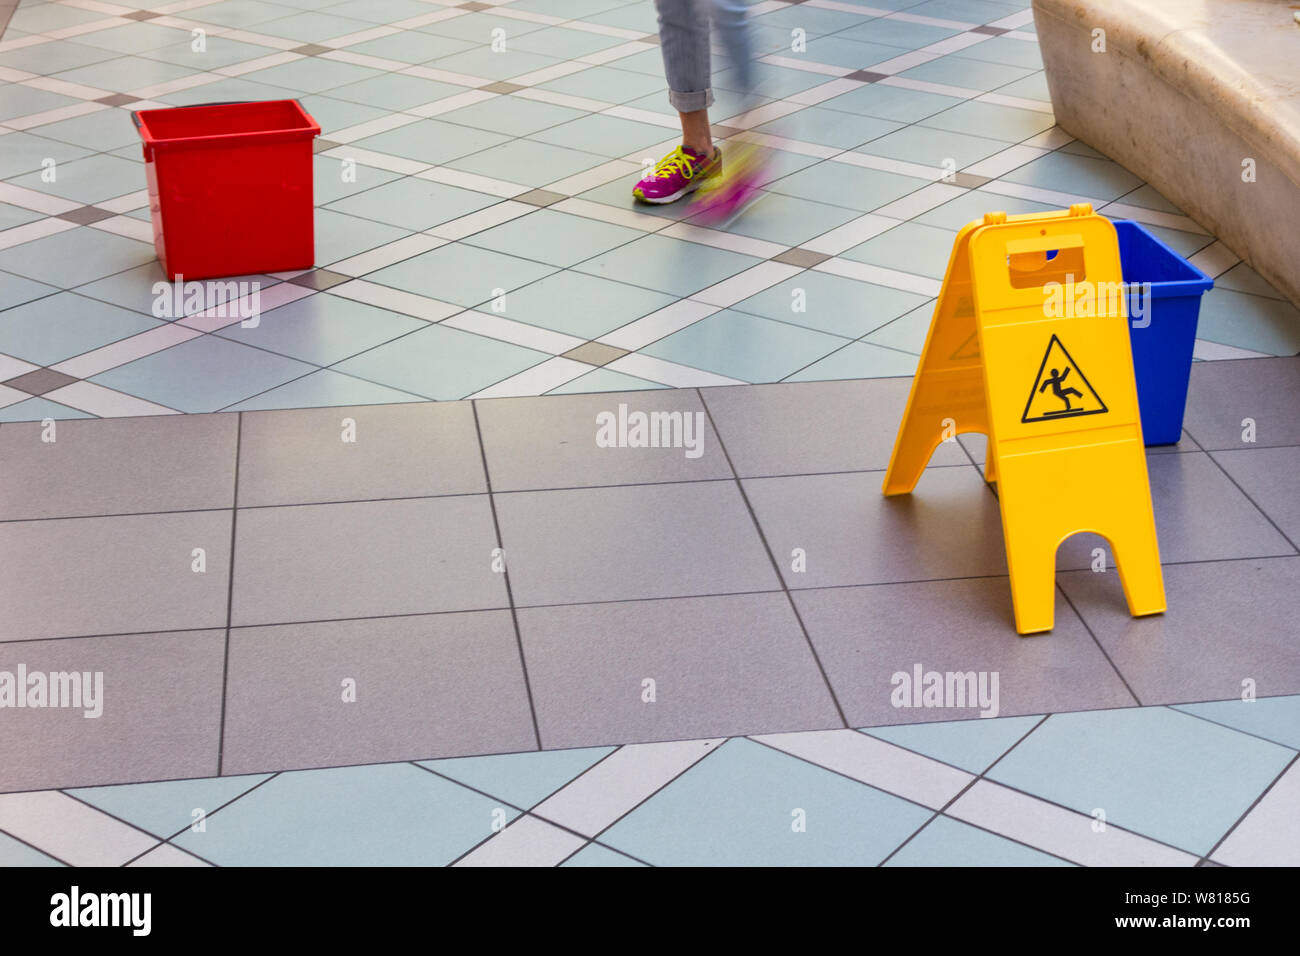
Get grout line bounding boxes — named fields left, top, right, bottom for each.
left=215, top=411, right=241, bottom=776
left=470, top=399, right=543, bottom=751
left=696, top=386, right=850, bottom=729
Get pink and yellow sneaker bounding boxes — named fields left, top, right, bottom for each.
left=633, top=145, right=722, bottom=204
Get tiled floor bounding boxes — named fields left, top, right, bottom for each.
left=2, top=0, right=1299, bottom=866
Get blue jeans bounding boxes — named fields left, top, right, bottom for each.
left=654, top=0, right=754, bottom=113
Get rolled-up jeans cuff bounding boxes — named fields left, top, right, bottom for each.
left=668, top=87, right=713, bottom=112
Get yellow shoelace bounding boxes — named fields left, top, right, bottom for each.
left=653, top=146, right=700, bottom=180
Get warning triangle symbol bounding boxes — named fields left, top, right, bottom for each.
left=1021, top=334, right=1108, bottom=423
left=949, top=331, right=980, bottom=361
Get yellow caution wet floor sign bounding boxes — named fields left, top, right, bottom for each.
left=883, top=205, right=1165, bottom=635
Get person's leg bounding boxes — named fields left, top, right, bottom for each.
left=634, top=0, right=722, bottom=203
left=654, top=0, right=715, bottom=156
left=710, top=0, right=755, bottom=112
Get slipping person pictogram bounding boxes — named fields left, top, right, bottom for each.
left=1022, top=334, right=1108, bottom=423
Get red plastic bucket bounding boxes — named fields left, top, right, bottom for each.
left=132, top=100, right=321, bottom=280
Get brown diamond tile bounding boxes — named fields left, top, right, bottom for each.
left=844, top=69, right=888, bottom=83
left=772, top=247, right=830, bottom=268
left=291, top=43, right=332, bottom=56
left=95, top=93, right=140, bottom=107
left=480, top=80, right=524, bottom=94
left=951, top=171, right=992, bottom=189
left=123, top=10, right=161, bottom=20
left=640, top=33, right=661, bottom=45
left=515, top=188, right=566, bottom=207
left=287, top=269, right=350, bottom=291
left=562, top=342, right=628, bottom=368
left=971, top=24, right=1010, bottom=36
left=460, top=1, right=492, bottom=10
left=4, top=368, right=79, bottom=396
left=56, top=205, right=117, bottom=226
left=313, top=137, right=340, bottom=153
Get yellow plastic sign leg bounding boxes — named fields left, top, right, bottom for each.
left=883, top=206, right=1166, bottom=635
left=882, top=220, right=990, bottom=496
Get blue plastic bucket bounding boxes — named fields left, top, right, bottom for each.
left=1112, top=219, right=1214, bottom=445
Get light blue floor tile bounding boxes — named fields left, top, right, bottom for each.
left=753, top=2, right=876, bottom=35
left=600, top=738, right=932, bottom=866
left=432, top=46, right=562, bottom=82
left=415, top=10, right=549, bottom=43
left=463, top=208, right=643, bottom=268
left=1173, top=695, right=1300, bottom=751
left=917, top=99, right=1056, bottom=142
left=445, top=138, right=609, bottom=188
left=561, top=842, right=647, bottom=866
left=321, top=0, right=446, bottom=25
left=0, top=397, right=95, bottom=422
left=0, top=271, right=59, bottom=312
left=993, top=70, right=1051, bottom=101
left=21, top=106, right=141, bottom=153
left=440, top=95, right=586, bottom=138
left=1059, top=139, right=1106, bottom=160
left=141, top=35, right=290, bottom=71
left=864, top=714, right=1043, bottom=773
left=367, top=242, right=558, bottom=307
left=908, top=0, right=1026, bottom=23
left=68, top=774, right=273, bottom=841
left=694, top=191, right=860, bottom=248
left=836, top=18, right=962, bottom=51
left=713, top=62, right=838, bottom=100
left=323, top=176, right=501, bottom=231
left=334, top=323, right=547, bottom=400
left=157, top=76, right=302, bottom=108
left=1134, top=223, right=1213, bottom=260
left=784, top=340, right=920, bottom=380
left=317, top=72, right=464, bottom=113
left=0, top=227, right=156, bottom=288
left=312, top=208, right=411, bottom=267
left=529, top=113, right=674, bottom=158
left=90, top=335, right=317, bottom=413
left=217, top=291, right=425, bottom=365
left=800, top=37, right=911, bottom=72
left=1001, top=150, right=1144, bottom=202
left=510, top=24, right=628, bottom=59
left=537, top=64, right=667, bottom=104
left=508, top=0, right=633, bottom=20
left=240, top=11, right=375, bottom=44
left=296, top=94, right=392, bottom=139
left=222, top=367, right=428, bottom=411
left=547, top=366, right=667, bottom=394
left=1112, top=182, right=1183, bottom=215
left=765, top=161, right=929, bottom=213
left=0, top=291, right=162, bottom=366
left=1195, top=287, right=1300, bottom=356
left=0, top=830, right=65, bottom=867
left=75, top=23, right=197, bottom=55
left=899, top=54, right=1031, bottom=93
left=0, top=131, right=93, bottom=180
left=420, top=746, right=614, bottom=809
left=575, top=233, right=762, bottom=299
left=480, top=269, right=675, bottom=340
left=170, top=763, right=516, bottom=866
left=343, top=29, right=476, bottom=64
left=9, top=2, right=105, bottom=32
left=73, top=263, right=278, bottom=319
left=1213, top=262, right=1287, bottom=301
left=754, top=106, right=901, bottom=151
left=51, top=55, right=196, bottom=95
left=732, top=271, right=929, bottom=339
left=166, top=0, right=299, bottom=29
left=351, top=118, right=511, bottom=165
left=862, top=301, right=937, bottom=353
left=987, top=707, right=1297, bottom=855
left=950, top=35, right=1044, bottom=69
left=916, top=190, right=1057, bottom=230
left=841, top=220, right=958, bottom=279
left=311, top=153, right=404, bottom=206
left=642, top=308, right=849, bottom=383
left=855, top=123, right=1009, bottom=169
left=887, top=815, right=1073, bottom=866
left=0, top=85, right=83, bottom=124
left=822, top=83, right=965, bottom=124
left=0, top=37, right=119, bottom=75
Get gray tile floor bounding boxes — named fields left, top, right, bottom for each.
left=2, top=357, right=1298, bottom=792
